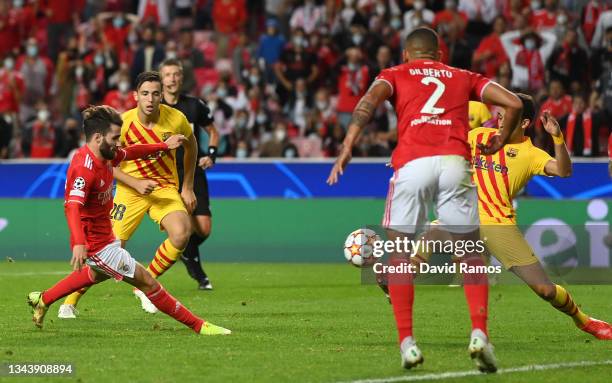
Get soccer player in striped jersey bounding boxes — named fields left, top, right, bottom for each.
left=469, top=93, right=612, bottom=339
left=28, top=105, right=230, bottom=335
left=58, top=71, right=199, bottom=316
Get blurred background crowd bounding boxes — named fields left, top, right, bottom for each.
left=0, top=0, right=610, bottom=160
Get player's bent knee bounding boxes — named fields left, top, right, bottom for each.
left=193, top=216, right=211, bottom=238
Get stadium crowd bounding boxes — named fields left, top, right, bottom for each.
left=0, top=0, right=610, bottom=159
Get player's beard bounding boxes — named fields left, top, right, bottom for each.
left=99, top=140, right=116, bottom=160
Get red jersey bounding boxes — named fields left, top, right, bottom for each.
left=64, top=143, right=166, bottom=254
left=102, top=90, right=137, bottom=114
left=0, top=69, right=24, bottom=113
left=536, top=95, right=572, bottom=130
left=530, top=9, right=557, bottom=30
left=376, top=59, right=491, bottom=169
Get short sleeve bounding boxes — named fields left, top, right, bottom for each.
left=179, top=113, right=193, bottom=138
left=469, top=71, right=492, bottom=102
left=196, top=98, right=214, bottom=127
left=66, top=166, right=95, bottom=205
left=529, top=147, right=554, bottom=176
left=374, top=68, right=396, bottom=96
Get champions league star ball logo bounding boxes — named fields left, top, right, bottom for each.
left=73, top=177, right=86, bottom=190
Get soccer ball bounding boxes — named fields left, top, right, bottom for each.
left=344, top=228, right=382, bottom=267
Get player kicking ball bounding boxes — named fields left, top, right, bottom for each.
left=328, top=27, right=524, bottom=373
left=59, top=71, right=200, bottom=316
left=27, top=105, right=230, bottom=335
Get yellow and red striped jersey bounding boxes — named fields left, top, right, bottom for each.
left=468, top=127, right=553, bottom=224
left=119, top=104, right=192, bottom=188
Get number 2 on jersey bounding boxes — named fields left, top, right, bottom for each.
left=420, top=76, right=446, bottom=115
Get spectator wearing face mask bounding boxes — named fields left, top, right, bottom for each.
left=402, top=0, right=435, bottom=37
left=341, top=22, right=383, bottom=54
left=16, top=38, right=54, bottom=123
left=235, top=139, right=251, bottom=158
left=29, top=105, right=55, bottom=158
left=312, top=87, right=337, bottom=132
left=99, top=12, right=139, bottom=61
left=103, top=78, right=137, bottom=114
left=287, top=78, right=313, bottom=133
left=88, top=45, right=120, bottom=101
left=334, top=46, right=369, bottom=131
left=0, top=55, right=24, bottom=130
left=500, top=28, right=556, bottom=91
left=259, top=121, right=299, bottom=158
left=275, top=27, right=319, bottom=106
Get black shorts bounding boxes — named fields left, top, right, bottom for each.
left=178, top=168, right=211, bottom=217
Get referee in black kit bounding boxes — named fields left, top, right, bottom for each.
left=159, top=58, right=219, bottom=290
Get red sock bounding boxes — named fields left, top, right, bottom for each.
left=461, top=257, right=489, bottom=336
left=146, top=285, right=204, bottom=333
left=41, top=266, right=96, bottom=306
left=388, top=258, right=415, bottom=343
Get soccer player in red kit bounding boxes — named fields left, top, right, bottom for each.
left=27, top=105, right=231, bottom=335
left=327, top=28, right=523, bottom=372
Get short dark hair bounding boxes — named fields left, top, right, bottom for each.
left=159, top=58, right=183, bottom=72
left=405, top=27, right=439, bottom=52
left=516, top=93, right=535, bottom=125
left=135, top=71, right=162, bottom=90
left=82, top=105, right=123, bottom=141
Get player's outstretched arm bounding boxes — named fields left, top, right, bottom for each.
left=541, top=111, right=572, bottom=177
left=327, top=81, right=392, bottom=185
left=479, top=83, right=522, bottom=154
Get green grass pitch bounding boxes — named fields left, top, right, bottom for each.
left=1, top=261, right=612, bottom=383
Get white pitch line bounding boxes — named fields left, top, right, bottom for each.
left=0, top=271, right=69, bottom=277
left=340, top=360, right=612, bottom=383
